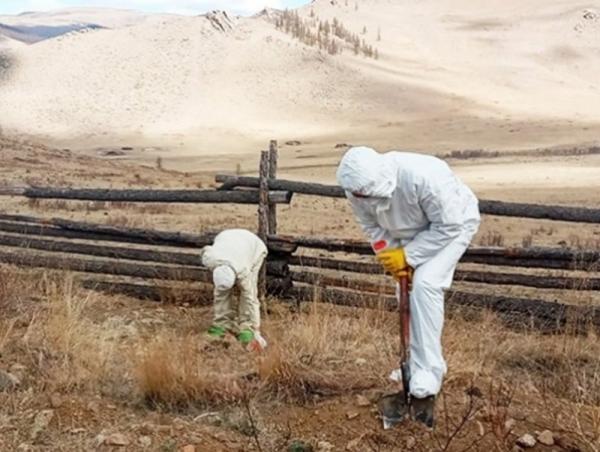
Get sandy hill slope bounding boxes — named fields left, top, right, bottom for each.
left=0, top=1, right=599, bottom=156
left=0, top=7, right=156, bottom=29
left=0, top=8, right=163, bottom=43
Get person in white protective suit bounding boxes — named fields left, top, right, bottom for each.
left=336, top=146, right=480, bottom=426
left=201, top=229, right=268, bottom=350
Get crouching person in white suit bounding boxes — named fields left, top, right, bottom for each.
left=202, top=229, right=268, bottom=350
left=337, top=147, right=480, bottom=427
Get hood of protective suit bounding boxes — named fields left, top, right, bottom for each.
left=213, top=265, right=236, bottom=291
left=336, top=146, right=396, bottom=198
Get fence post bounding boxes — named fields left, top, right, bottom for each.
left=268, top=140, right=278, bottom=235
left=258, top=150, right=270, bottom=300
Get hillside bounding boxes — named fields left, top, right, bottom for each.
left=0, top=1, right=599, bottom=160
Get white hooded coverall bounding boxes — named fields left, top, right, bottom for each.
left=337, top=147, right=480, bottom=398
left=201, top=229, right=268, bottom=332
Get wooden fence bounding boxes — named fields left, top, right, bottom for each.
left=1, top=140, right=599, bottom=334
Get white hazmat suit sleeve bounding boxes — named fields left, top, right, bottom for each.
left=403, top=175, right=465, bottom=268
left=348, top=194, right=400, bottom=251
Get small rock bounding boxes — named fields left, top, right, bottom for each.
left=0, top=370, right=20, bottom=391
left=94, top=432, right=107, bottom=447
left=555, top=435, right=580, bottom=451
left=516, top=433, right=536, bottom=448
left=346, top=436, right=363, bottom=450
left=406, top=436, right=416, bottom=448
left=537, top=430, right=554, bottom=446
left=316, top=441, right=334, bottom=452
left=354, top=358, right=367, bottom=366
left=181, top=445, right=195, bottom=452
left=106, top=433, right=129, bottom=446
left=50, top=394, right=62, bottom=408
left=69, top=428, right=86, bottom=434
left=30, top=409, right=54, bottom=441
left=346, top=411, right=359, bottom=420
left=138, top=436, right=152, bottom=448
left=505, top=418, right=516, bottom=431
left=476, top=421, right=485, bottom=437
left=356, top=395, right=370, bottom=407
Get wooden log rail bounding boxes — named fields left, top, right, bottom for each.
left=0, top=214, right=298, bottom=253
left=2, top=214, right=596, bottom=270
left=79, top=278, right=212, bottom=304
left=282, top=239, right=599, bottom=271
left=288, top=285, right=600, bottom=334
left=289, top=253, right=598, bottom=274
left=3, top=227, right=594, bottom=291
left=216, top=175, right=600, bottom=223
left=79, top=277, right=287, bottom=301
left=291, top=269, right=600, bottom=292
left=271, top=234, right=600, bottom=263
left=0, top=187, right=293, bottom=204
left=0, top=247, right=290, bottom=283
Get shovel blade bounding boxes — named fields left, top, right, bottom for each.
left=378, top=392, right=410, bottom=429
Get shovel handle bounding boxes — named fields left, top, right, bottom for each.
left=398, top=275, right=410, bottom=358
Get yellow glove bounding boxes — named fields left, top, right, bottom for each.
left=377, top=248, right=412, bottom=280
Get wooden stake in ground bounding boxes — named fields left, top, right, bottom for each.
left=258, top=150, right=270, bottom=300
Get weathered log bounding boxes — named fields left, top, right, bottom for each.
left=0, top=248, right=286, bottom=282
left=0, top=249, right=210, bottom=281
left=455, top=270, right=600, bottom=290
left=0, top=220, right=156, bottom=245
left=291, top=271, right=392, bottom=293
left=258, top=151, right=270, bottom=300
left=216, top=175, right=346, bottom=197
left=0, top=233, right=204, bottom=266
left=291, top=269, right=600, bottom=292
left=269, top=235, right=372, bottom=255
left=466, top=246, right=600, bottom=262
left=1, top=187, right=293, bottom=204
left=80, top=277, right=292, bottom=301
left=288, top=285, right=600, bottom=334
left=0, top=214, right=212, bottom=247
left=80, top=279, right=212, bottom=304
left=289, top=255, right=382, bottom=273
left=268, top=140, right=279, bottom=235
left=216, top=175, right=600, bottom=223
left=0, top=214, right=297, bottom=253
left=290, top=252, right=597, bottom=273
left=460, top=256, right=597, bottom=271
left=478, top=200, right=600, bottom=224
left=272, top=234, right=600, bottom=264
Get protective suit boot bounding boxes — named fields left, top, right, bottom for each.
left=412, top=395, right=435, bottom=428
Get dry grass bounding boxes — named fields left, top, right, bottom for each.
left=1, top=264, right=600, bottom=450
left=258, top=300, right=394, bottom=398
left=134, top=334, right=245, bottom=409
left=131, top=301, right=396, bottom=409
left=478, top=230, right=504, bottom=247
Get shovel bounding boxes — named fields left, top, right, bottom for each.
left=378, top=274, right=411, bottom=429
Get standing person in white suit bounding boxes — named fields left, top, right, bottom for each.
left=336, top=146, right=480, bottom=426
left=202, top=229, right=268, bottom=350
